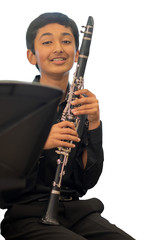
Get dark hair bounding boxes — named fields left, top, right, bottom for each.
left=26, top=12, right=79, bottom=54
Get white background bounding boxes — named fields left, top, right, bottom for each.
left=0, top=0, right=160, bottom=239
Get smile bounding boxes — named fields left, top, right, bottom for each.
left=50, top=58, right=66, bottom=62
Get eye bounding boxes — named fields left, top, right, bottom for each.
left=63, top=40, right=72, bottom=44
left=42, top=41, right=52, bottom=45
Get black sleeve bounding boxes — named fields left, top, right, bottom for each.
left=74, top=121, right=104, bottom=192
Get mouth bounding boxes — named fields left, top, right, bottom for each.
left=50, top=57, right=67, bottom=62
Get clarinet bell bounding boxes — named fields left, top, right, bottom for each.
left=41, top=192, right=60, bottom=226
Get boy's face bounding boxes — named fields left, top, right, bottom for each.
left=27, top=23, right=79, bottom=78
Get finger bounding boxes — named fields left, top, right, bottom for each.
left=73, top=102, right=98, bottom=111
left=58, top=127, right=78, bottom=136
left=57, top=121, right=76, bottom=130
left=72, top=100, right=99, bottom=113
left=57, top=134, right=81, bottom=143
left=55, top=140, right=76, bottom=149
left=72, top=107, right=98, bottom=116
left=74, top=89, right=95, bottom=97
left=72, top=96, right=97, bottom=106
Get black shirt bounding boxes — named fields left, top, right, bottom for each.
left=0, top=76, right=104, bottom=208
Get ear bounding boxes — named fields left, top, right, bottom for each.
left=27, top=49, right=37, bottom=65
left=74, top=50, right=79, bottom=63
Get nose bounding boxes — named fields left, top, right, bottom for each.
left=52, top=41, right=63, bottom=53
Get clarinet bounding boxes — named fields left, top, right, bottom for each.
left=41, top=16, right=94, bottom=225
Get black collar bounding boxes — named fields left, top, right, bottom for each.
left=33, top=75, right=70, bottom=102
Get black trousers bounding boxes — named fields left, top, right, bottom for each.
left=1, top=198, right=135, bottom=240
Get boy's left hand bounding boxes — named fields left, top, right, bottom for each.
left=71, top=89, right=100, bottom=130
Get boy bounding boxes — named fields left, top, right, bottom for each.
left=1, top=12, right=135, bottom=240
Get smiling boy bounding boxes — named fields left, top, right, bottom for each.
left=27, top=23, right=79, bottom=90
left=1, top=12, right=135, bottom=240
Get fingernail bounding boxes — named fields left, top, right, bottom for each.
left=72, top=109, right=76, bottom=114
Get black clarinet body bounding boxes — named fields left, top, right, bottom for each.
left=41, top=16, right=94, bottom=225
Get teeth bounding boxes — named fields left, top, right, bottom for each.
left=52, top=58, right=64, bottom=61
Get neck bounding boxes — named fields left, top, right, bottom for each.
left=40, top=73, right=69, bottom=90
left=40, top=73, right=69, bottom=101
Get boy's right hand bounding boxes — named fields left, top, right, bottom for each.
left=43, top=121, right=80, bottom=150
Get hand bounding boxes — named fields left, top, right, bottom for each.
left=44, top=121, right=80, bottom=150
left=71, top=89, right=100, bottom=130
